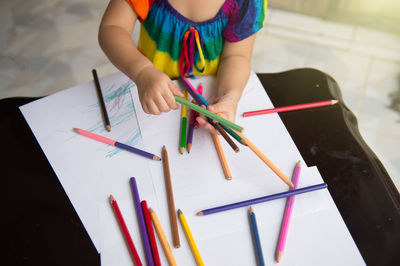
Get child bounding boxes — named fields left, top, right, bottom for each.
left=99, top=0, right=267, bottom=133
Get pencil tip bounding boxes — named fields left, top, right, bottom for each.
left=332, top=99, right=339, bottom=104
left=288, top=181, right=295, bottom=188
left=276, top=252, right=282, bottom=262
left=177, top=209, right=183, bottom=215
left=248, top=206, right=253, bottom=213
left=179, top=147, right=184, bottom=154
left=226, top=176, right=232, bottom=180
left=196, top=211, right=203, bottom=216
left=109, top=195, right=115, bottom=203
left=106, top=125, right=111, bottom=132
left=149, top=207, right=154, bottom=213
left=73, top=128, right=79, bottom=133
left=154, top=155, right=162, bottom=161
left=297, top=160, right=301, bottom=166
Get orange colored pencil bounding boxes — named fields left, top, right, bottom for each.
left=211, top=133, right=232, bottom=180
left=233, top=130, right=294, bottom=188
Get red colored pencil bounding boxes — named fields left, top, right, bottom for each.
left=242, top=100, right=338, bottom=117
left=109, top=195, right=142, bottom=266
left=141, top=200, right=162, bottom=266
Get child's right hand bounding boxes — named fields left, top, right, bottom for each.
left=135, top=65, right=184, bottom=114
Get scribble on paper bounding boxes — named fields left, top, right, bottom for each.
left=82, top=80, right=143, bottom=158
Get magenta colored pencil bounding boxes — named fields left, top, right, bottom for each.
left=242, top=100, right=339, bottom=117
left=130, top=177, right=155, bottom=266
left=275, top=161, right=302, bottom=262
left=73, top=128, right=161, bottom=161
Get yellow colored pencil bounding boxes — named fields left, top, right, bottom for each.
left=177, top=209, right=204, bottom=266
left=211, top=133, right=232, bottom=180
left=149, top=208, right=178, bottom=266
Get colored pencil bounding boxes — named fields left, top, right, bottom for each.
left=276, top=161, right=302, bottom=262
left=73, top=128, right=161, bottom=161
left=249, top=207, right=265, bottom=266
left=141, top=200, right=161, bottom=266
left=197, top=183, right=327, bottom=216
left=130, top=177, right=155, bottom=266
left=243, top=100, right=339, bottom=117
left=177, top=209, right=204, bottom=266
left=109, top=195, right=142, bottom=266
left=209, top=119, right=239, bottom=152
left=149, top=208, right=178, bottom=266
left=193, top=84, right=202, bottom=129
left=211, top=133, right=232, bottom=180
left=162, top=146, right=180, bottom=248
left=179, top=90, right=188, bottom=154
left=180, top=77, right=244, bottom=148
left=233, top=129, right=294, bottom=188
left=187, top=107, right=195, bottom=153
left=174, top=95, right=243, bottom=132
left=92, top=69, right=111, bottom=132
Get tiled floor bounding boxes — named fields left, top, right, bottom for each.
left=1, top=1, right=399, bottom=190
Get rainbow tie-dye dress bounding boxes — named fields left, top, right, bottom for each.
left=125, top=0, right=267, bottom=78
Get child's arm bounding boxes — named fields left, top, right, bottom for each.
left=196, top=34, right=256, bottom=133
left=98, top=0, right=183, bottom=114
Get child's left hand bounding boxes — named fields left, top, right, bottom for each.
left=196, top=93, right=238, bottom=134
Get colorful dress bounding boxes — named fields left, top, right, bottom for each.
left=125, top=0, right=267, bottom=78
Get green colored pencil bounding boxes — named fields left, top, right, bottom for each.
left=174, top=95, right=244, bottom=132
left=179, top=91, right=188, bottom=154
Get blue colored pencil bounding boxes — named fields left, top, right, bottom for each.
left=130, top=177, right=155, bottom=266
left=197, top=183, right=327, bottom=216
left=249, top=207, right=265, bottom=266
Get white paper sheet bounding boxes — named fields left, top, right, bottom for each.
left=20, top=72, right=160, bottom=256
left=128, top=72, right=365, bottom=265
left=20, top=71, right=364, bottom=266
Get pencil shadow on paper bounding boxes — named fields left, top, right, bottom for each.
left=82, top=80, right=142, bottom=158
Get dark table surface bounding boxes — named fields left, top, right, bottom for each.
left=1, top=68, right=399, bottom=266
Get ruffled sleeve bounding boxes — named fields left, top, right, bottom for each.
left=223, top=0, right=267, bottom=42
left=125, top=0, right=155, bottom=22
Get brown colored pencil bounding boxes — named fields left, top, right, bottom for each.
left=162, top=145, right=180, bottom=248
left=209, top=120, right=239, bottom=153
left=234, top=130, right=294, bottom=188
left=211, top=133, right=232, bottom=180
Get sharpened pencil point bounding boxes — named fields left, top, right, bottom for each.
left=248, top=206, right=254, bottom=214
left=177, top=209, right=183, bottom=216
left=106, top=125, right=111, bottom=132
left=332, top=99, right=339, bottom=104
left=196, top=211, right=203, bottom=216
left=276, top=252, right=282, bottom=263
left=109, top=195, right=115, bottom=203
left=153, top=155, right=162, bottom=161
left=73, top=128, right=79, bottom=133
left=296, top=160, right=301, bottom=167
left=179, top=147, right=184, bottom=154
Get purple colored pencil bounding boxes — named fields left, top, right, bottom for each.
left=115, top=142, right=160, bottom=160
left=130, top=177, right=155, bottom=266
left=179, top=77, right=204, bottom=106
left=197, top=183, right=327, bottom=216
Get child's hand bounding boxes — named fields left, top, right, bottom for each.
left=196, top=94, right=238, bottom=134
left=135, top=65, right=184, bottom=114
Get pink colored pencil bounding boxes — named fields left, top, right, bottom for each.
left=275, top=161, right=302, bottom=263
left=243, top=100, right=338, bottom=117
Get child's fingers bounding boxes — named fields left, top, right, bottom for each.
left=146, top=101, right=161, bottom=115
left=169, top=81, right=184, bottom=97
left=196, top=116, right=219, bottom=134
left=154, top=94, right=171, bottom=113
